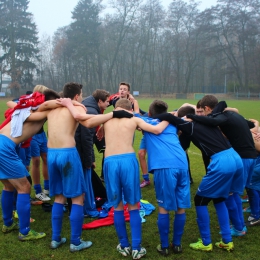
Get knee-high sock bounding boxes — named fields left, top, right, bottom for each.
left=129, top=209, right=142, bottom=251
left=44, top=180, right=49, bottom=190
left=233, top=193, right=245, bottom=227
left=157, top=213, right=170, bottom=248
left=13, top=190, right=17, bottom=210
left=247, top=188, right=260, bottom=219
left=2, top=190, right=14, bottom=226
left=225, top=195, right=243, bottom=231
left=70, top=204, right=83, bottom=245
left=52, top=202, right=64, bottom=242
left=34, top=184, right=42, bottom=194
left=173, top=213, right=186, bottom=246
left=114, top=210, right=130, bottom=248
left=17, top=193, right=31, bottom=235
left=214, top=202, right=232, bottom=243
left=195, top=206, right=211, bottom=245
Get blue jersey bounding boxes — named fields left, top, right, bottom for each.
left=140, top=116, right=188, bottom=172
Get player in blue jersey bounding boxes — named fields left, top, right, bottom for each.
left=155, top=106, right=245, bottom=253
left=137, top=100, right=190, bottom=256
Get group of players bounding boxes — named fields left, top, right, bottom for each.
left=0, top=81, right=260, bottom=259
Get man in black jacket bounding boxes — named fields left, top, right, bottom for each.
left=75, top=89, right=110, bottom=217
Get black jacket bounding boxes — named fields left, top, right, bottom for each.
left=75, top=96, right=101, bottom=169
left=187, top=110, right=257, bottom=159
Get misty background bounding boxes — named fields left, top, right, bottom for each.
left=1, top=0, right=260, bottom=98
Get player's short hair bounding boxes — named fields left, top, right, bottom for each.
left=92, top=89, right=110, bottom=102
left=149, top=100, right=168, bottom=116
left=43, top=89, right=60, bottom=101
left=196, top=99, right=202, bottom=109
left=200, top=95, right=218, bottom=109
left=33, top=85, right=48, bottom=93
left=115, top=98, right=132, bottom=111
left=177, top=106, right=195, bottom=118
left=58, top=91, right=64, bottom=98
left=119, top=82, right=130, bottom=91
left=63, top=82, right=82, bottom=99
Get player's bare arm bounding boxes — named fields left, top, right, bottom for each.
left=135, top=118, right=169, bottom=134
left=25, top=110, right=49, bottom=121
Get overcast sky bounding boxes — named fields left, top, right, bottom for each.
left=28, top=0, right=217, bottom=37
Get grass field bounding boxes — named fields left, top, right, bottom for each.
left=0, top=98, right=260, bottom=260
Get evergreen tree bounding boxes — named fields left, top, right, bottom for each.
left=66, top=0, right=102, bottom=90
left=0, top=0, right=39, bottom=95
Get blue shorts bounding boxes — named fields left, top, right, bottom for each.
left=30, top=131, right=48, bottom=157
left=247, top=155, right=260, bottom=191
left=103, top=153, right=141, bottom=208
left=153, top=168, right=190, bottom=211
left=47, top=147, right=87, bottom=198
left=197, top=148, right=244, bottom=198
left=139, top=136, right=146, bottom=150
left=0, top=135, right=28, bottom=179
left=18, top=147, right=31, bottom=167
left=243, top=158, right=257, bottom=189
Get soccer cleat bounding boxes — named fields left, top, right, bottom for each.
left=70, top=240, right=92, bottom=252
left=241, top=195, right=248, bottom=203
left=13, top=210, right=19, bottom=219
left=2, top=222, right=19, bottom=233
left=116, top=244, right=131, bottom=256
left=35, top=192, right=51, bottom=202
left=189, top=238, right=213, bottom=252
left=18, top=229, right=46, bottom=241
left=245, top=218, right=260, bottom=226
left=230, top=227, right=246, bottom=237
left=243, top=207, right=251, bottom=213
left=171, top=243, right=182, bottom=254
left=215, top=240, right=234, bottom=252
left=243, top=226, right=247, bottom=233
left=50, top=237, right=67, bottom=249
left=43, top=189, right=49, bottom=195
left=140, top=180, right=150, bottom=188
left=132, top=247, right=147, bottom=259
left=156, top=244, right=169, bottom=256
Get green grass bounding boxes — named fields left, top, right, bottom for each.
left=0, top=98, right=260, bottom=259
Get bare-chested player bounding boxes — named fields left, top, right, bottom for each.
left=0, top=89, right=60, bottom=241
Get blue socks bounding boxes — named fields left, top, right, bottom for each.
left=34, top=184, right=42, bottom=194
left=214, top=202, right=232, bottom=243
left=2, top=190, right=14, bottom=226
left=17, top=193, right=31, bottom=235
left=247, top=188, right=260, bottom=219
left=225, top=194, right=243, bottom=231
left=143, top=174, right=149, bottom=182
left=114, top=210, right=130, bottom=248
left=52, top=202, right=64, bottom=242
left=44, top=180, right=49, bottom=191
left=233, top=193, right=245, bottom=227
left=195, top=206, right=211, bottom=245
left=70, top=204, right=83, bottom=245
left=173, top=213, right=186, bottom=246
left=129, top=209, right=142, bottom=251
left=157, top=213, right=170, bottom=248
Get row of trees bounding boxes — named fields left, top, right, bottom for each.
left=1, top=0, right=260, bottom=96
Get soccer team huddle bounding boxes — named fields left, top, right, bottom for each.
left=0, top=81, right=259, bottom=259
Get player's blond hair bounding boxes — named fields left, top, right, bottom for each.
left=115, top=98, right=132, bottom=111
left=33, top=85, right=48, bottom=93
